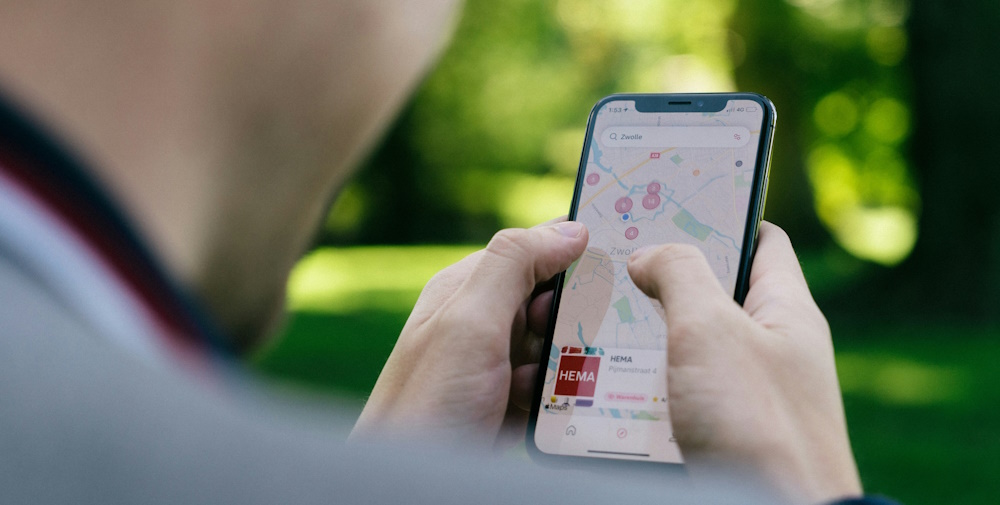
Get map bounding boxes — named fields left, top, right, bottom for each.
left=534, top=98, right=765, bottom=462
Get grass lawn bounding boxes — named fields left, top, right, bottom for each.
left=253, top=245, right=1000, bottom=504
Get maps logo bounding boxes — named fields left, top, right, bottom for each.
left=554, top=347, right=601, bottom=397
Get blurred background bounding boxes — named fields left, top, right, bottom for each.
left=253, top=1, right=1000, bottom=503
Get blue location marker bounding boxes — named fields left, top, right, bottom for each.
left=621, top=212, right=630, bottom=222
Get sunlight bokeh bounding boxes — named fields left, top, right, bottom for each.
left=287, top=246, right=479, bottom=313
left=322, top=0, right=919, bottom=270
left=792, top=0, right=918, bottom=265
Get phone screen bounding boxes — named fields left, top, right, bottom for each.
left=529, top=94, right=774, bottom=464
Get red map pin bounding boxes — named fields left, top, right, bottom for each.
left=615, top=197, right=633, bottom=214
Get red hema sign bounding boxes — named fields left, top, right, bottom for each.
left=554, top=355, right=600, bottom=397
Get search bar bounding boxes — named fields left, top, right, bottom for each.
left=600, top=126, right=750, bottom=148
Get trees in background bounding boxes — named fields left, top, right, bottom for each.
left=319, top=0, right=1000, bottom=321
left=900, top=0, right=1000, bottom=319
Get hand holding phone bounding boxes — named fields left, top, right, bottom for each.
left=626, top=223, right=862, bottom=504
left=352, top=220, right=588, bottom=451
left=528, top=93, right=775, bottom=465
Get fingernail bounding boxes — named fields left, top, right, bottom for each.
left=554, top=221, right=584, bottom=238
left=630, top=246, right=654, bottom=260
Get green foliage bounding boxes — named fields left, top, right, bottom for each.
left=323, top=0, right=749, bottom=245
left=733, top=0, right=917, bottom=264
left=324, top=0, right=918, bottom=267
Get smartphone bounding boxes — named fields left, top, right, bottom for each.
left=526, top=93, right=775, bottom=466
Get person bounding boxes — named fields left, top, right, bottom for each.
left=0, top=1, right=890, bottom=504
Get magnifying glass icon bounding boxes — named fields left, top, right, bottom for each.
left=609, top=133, right=618, bottom=140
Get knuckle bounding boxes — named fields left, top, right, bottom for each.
left=485, top=228, right=531, bottom=262
left=421, top=250, right=479, bottom=293
left=420, top=265, right=457, bottom=295
left=761, top=221, right=793, bottom=247
left=667, top=315, right=705, bottom=342
left=483, top=228, right=537, bottom=295
left=645, top=243, right=717, bottom=290
left=659, top=242, right=704, bottom=258
left=651, top=243, right=707, bottom=270
left=669, top=302, right=732, bottom=340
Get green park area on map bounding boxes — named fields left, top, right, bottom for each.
left=671, top=209, right=713, bottom=241
left=612, top=296, right=634, bottom=324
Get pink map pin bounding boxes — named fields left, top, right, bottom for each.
left=586, top=173, right=600, bottom=186
left=642, top=193, right=660, bottom=210
left=646, top=182, right=661, bottom=194
left=615, top=197, right=633, bottom=214
left=625, top=226, right=639, bottom=240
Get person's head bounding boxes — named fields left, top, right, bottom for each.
left=0, top=0, right=460, bottom=350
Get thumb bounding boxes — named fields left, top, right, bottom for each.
left=454, top=221, right=588, bottom=324
left=626, top=243, right=738, bottom=336
left=626, top=243, right=747, bottom=450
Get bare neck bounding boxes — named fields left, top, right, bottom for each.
left=0, top=0, right=458, bottom=349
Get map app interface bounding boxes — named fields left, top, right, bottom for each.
left=534, top=98, right=767, bottom=463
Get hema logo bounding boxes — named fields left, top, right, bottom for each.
left=554, top=355, right=601, bottom=397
